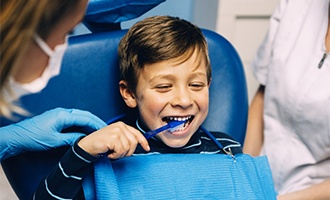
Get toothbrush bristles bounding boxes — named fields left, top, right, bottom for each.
left=169, top=120, right=186, bottom=132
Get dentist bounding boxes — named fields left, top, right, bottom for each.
left=243, top=0, right=330, bottom=199
left=0, top=0, right=107, bottom=161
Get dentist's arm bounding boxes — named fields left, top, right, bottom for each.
left=277, top=180, right=330, bottom=200
left=0, top=107, right=107, bottom=162
left=243, top=85, right=265, bottom=156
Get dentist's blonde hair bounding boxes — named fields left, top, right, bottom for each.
left=0, top=0, right=81, bottom=117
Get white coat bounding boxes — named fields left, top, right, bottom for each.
left=252, top=0, right=330, bottom=194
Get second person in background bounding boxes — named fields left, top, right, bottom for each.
left=244, top=0, right=330, bottom=199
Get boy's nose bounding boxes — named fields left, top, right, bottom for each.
left=170, top=88, right=193, bottom=108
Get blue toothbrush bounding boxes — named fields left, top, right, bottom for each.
left=144, top=120, right=186, bottom=139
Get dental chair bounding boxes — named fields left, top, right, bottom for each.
left=0, top=29, right=248, bottom=199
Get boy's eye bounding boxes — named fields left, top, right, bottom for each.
left=155, top=84, right=172, bottom=92
left=189, top=82, right=206, bottom=90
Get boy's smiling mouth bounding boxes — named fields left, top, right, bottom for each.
left=162, top=115, right=194, bottom=132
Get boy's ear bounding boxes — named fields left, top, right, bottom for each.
left=208, top=77, right=212, bottom=88
left=119, top=80, right=137, bottom=108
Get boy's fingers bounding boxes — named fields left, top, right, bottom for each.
left=108, top=143, right=128, bottom=159
left=137, top=136, right=150, bottom=152
left=126, top=126, right=150, bottom=152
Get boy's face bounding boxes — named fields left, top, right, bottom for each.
left=120, top=50, right=210, bottom=148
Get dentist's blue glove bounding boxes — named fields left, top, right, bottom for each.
left=0, top=108, right=107, bottom=161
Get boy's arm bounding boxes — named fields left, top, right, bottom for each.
left=32, top=121, right=150, bottom=199
left=243, top=85, right=265, bottom=156
left=33, top=140, right=97, bottom=199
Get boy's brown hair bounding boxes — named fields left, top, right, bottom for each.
left=118, top=15, right=211, bottom=93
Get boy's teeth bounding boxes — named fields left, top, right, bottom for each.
left=172, top=116, right=190, bottom=121
left=164, top=116, right=192, bottom=125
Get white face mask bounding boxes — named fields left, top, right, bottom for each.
left=5, top=34, right=68, bottom=102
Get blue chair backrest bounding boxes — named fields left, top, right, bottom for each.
left=0, top=29, right=248, bottom=199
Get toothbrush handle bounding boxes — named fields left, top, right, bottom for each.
left=144, top=124, right=170, bottom=139
left=144, top=130, right=157, bottom=139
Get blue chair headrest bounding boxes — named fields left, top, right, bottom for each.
left=84, top=0, right=165, bottom=32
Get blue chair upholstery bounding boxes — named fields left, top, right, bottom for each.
left=0, top=29, right=248, bottom=199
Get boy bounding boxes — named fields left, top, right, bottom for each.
left=34, top=16, right=242, bottom=199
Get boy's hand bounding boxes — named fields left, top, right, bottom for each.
left=77, top=121, right=150, bottom=159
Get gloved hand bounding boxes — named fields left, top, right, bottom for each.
left=0, top=107, right=107, bottom=161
